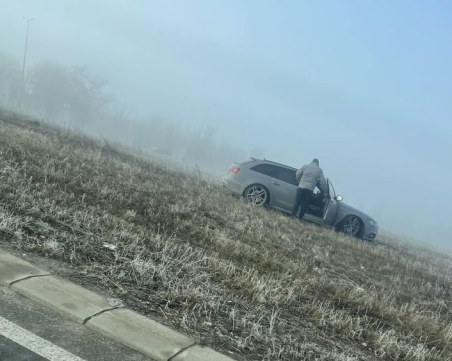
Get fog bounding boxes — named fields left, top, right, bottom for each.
left=1, top=1, right=451, bottom=249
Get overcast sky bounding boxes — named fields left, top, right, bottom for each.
left=2, top=0, right=452, bottom=249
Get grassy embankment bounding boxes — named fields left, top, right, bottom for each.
left=0, top=108, right=451, bottom=361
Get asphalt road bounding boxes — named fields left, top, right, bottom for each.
left=0, top=333, right=48, bottom=361
left=0, top=286, right=153, bottom=361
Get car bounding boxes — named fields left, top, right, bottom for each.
left=223, top=158, right=379, bottom=241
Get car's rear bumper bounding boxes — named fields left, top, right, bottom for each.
left=222, top=175, right=245, bottom=196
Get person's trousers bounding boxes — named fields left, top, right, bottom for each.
left=292, top=188, right=313, bottom=220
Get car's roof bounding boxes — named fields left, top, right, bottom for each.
left=245, top=157, right=297, bottom=171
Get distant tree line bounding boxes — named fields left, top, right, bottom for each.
left=0, top=51, right=255, bottom=171
left=0, top=51, right=110, bottom=124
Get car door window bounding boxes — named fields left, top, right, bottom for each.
left=251, top=164, right=298, bottom=186
left=250, top=164, right=279, bottom=178
left=275, top=167, right=298, bottom=186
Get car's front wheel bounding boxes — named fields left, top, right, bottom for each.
left=340, top=215, right=362, bottom=237
left=243, top=184, right=269, bottom=207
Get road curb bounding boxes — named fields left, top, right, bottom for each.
left=11, top=275, right=117, bottom=324
left=0, top=252, right=52, bottom=285
left=171, top=345, right=238, bottom=361
left=0, top=250, right=236, bottom=361
left=86, top=308, right=194, bottom=361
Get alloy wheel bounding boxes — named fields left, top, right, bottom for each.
left=342, top=215, right=361, bottom=237
left=244, top=185, right=269, bottom=206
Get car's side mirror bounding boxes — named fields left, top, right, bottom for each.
left=335, top=195, right=343, bottom=201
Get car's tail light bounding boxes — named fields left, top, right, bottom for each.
left=229, top=165, right=240, bottom=174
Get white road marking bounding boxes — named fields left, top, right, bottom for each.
left=0, top=315, right=86, bottom=361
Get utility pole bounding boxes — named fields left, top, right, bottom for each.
left=21, top=17, right=34, bottom=86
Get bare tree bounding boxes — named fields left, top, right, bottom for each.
left=28, top=62, right=71, bottom=121
left=69, top=66, right=112, bottom=125
left=28, top=62, right=111, bottom=124
left=0, top=52, right=21, bottom=108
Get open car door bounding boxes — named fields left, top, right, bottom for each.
left=322, top=179, right=340, bottom=225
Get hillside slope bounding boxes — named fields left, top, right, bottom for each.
left=0, top=109, right=451, bottom=361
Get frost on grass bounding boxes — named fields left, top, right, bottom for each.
left=42, top=239, right=62, bottom=255
left=0, top=110, right=451, bottom=361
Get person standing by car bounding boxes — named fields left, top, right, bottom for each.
left=292, top=159, right=327, bottom=220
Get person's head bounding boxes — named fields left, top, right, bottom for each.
left=312, top=158, right=319, bottom=166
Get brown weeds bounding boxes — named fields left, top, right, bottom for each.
left=0, top=108, right=451, bottom=361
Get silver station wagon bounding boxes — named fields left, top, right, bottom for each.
left=223, top=158, right=379, bottom=241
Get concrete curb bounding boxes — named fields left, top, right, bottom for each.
left=0, top=251, right=236, bottom=361
left=12, top=276, right=117, bottom=323
left=86, top=308, right=194, bottom=361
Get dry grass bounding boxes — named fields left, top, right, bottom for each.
left=0, top=108, right=451, bottom=361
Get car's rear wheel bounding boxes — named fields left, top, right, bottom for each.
left=341, top=215, right=361, bottom=237
left=243, top=184, right=269, bottom=207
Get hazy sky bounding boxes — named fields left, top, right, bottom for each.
left=2, top=1, right=452, bottom=249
